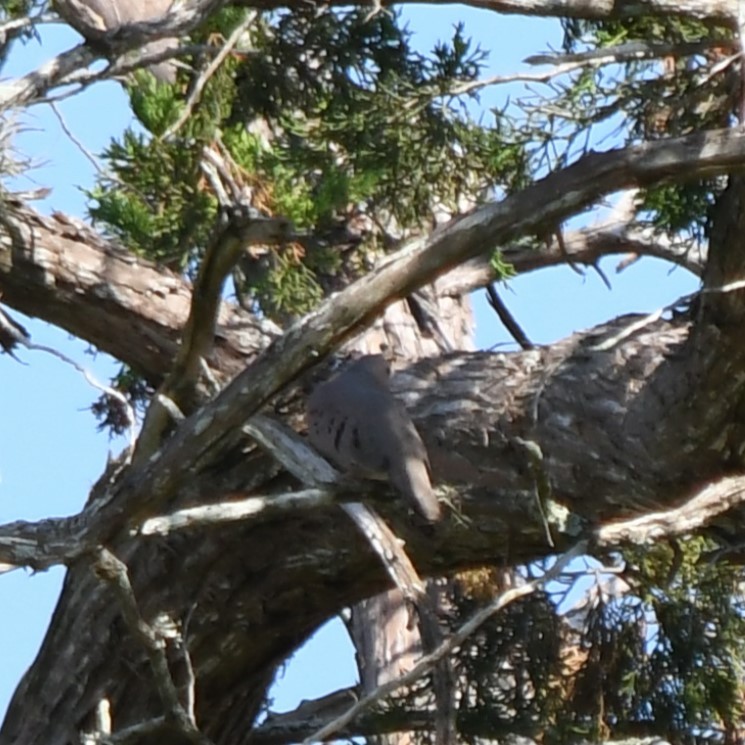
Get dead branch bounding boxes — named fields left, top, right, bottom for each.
left=92, top=549, right=199, bottom=732
left=596, top=474, right=745, bottom=545
left=134, top=207, right=290, bottom=458
left=485, top=284, right=535, bottom=349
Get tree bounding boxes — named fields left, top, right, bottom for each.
left=1, top=0, right=745, bottom=743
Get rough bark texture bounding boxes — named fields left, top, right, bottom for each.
left=3, top=1, right=745, bottom=740
left=1, top=210, right=742, bottom=743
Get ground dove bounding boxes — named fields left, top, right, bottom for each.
left=307, top=355, right=441, bottom=522
left=54, top=0, right=179, bottom=82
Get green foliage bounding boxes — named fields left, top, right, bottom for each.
left=438, top=541, right=745, bottom=745
left=640, top=181, right=719, bottom=243
left=550, top=540, right=745, bottom=743
left=0, top=0, right=33, bottom=17
left=90, top=6, right=526, bottom=318
left=127, top=74, right=186, bottom=137
left=228, top=10, right=518, bottom=230
left=450, top=590, right=563, bottom=742
left=246, top=245, right=324, bottom=319
left=489, top=249, right=515, bottom=280
left=88, top=130, right=216, bottom=271
left=85, top=7, right=745, bottom=742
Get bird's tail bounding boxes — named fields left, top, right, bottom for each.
left=393, top=457, right=442, bottom=522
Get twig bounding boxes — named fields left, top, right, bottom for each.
left=0, top=12, right=56, bottom=38
left=48, top=101, right=105, bottom=174
left=101, top=715, right=213, bottom=745
left=0, top=44, right=98, bottom=111
left=199, top=143, right=249, bottom=205
left=591, top=261, right=612, bottom=289
left=512, top=436, right=554, bottom=547
left=589, top=278, right=745, bottom=352
left=407, top=292, right=456, bottom=352
left=101, top=717, right=169, bottom=745
left=485, top=284, right=534, bottom=350
left=440, top=40, right=731, bottom=101
left=26, top=340, right=136, bottom=455
left=198, top=156, right=231, bottom=207
left=524, top=39, right=734, bottom=68
left=555, top=226, right=584, bottom=276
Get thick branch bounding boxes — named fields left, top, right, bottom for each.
left=83, top=128, right=745, bottom=535
left=4, top=130, right=745, bottom=745
left=0, top=202, right=272, bottom=380
left=237, top=0, right=737, bottom=25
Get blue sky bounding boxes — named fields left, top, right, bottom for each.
left=0, top=5, right=698, bottom=725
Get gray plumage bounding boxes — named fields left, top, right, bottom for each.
left=307, top=355, right=441, bottom=522
left=54, top=0, right=179, bottom=82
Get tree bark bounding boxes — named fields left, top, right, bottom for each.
left=2, top=143, right=745, bottom=743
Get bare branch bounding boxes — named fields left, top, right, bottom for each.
left=441, top=223, right=703, bottom=298
left=234, top=0, right=737, bottom=25
left=485, top=284, right=535, bottom=349
left=596, top=474, right=745, bottom=545
left=48, top=101, right=106, bottom=174
left=139, top=489, right=338, bottom=535
left=0, top=0, right=224, bottom=109
left=134, top=207, right=291, bottom=459
left=92, top=550, right=192, bottom=724
left=524, top=38, right=735, bottom=67
left=92, top=548, right=214, bottom=744
left=26, top=340, right=137, bottom=453
left=0, top=44, right=98, bottom=110
left=443, top=39, right=735, bottom=99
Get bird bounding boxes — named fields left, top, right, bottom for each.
left=307, top=355, right=442, bottom=522
left=53, top=0, right=179, bottom=83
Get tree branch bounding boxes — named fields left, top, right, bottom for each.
left=596, top=474, right=745, bottom=546
left=134, top=207, right=290, bottom=458
left=236, top=0, right=737, bottom=25
left=87, top=128, right=745, bottom=534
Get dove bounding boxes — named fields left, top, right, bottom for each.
left=54, top=0, right=179, bottom=82
left=307, top=355, right=442, bottom=522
